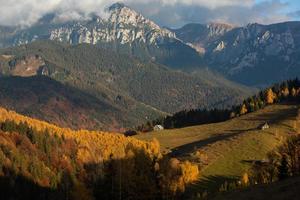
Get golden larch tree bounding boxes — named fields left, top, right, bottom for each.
left=281, top=87, right=289, bottom=97
left=240, top=104, right=248, bottom=115
left=291, top=87, right=297, bottom=97
left=265, top=88, right=276, bottom=104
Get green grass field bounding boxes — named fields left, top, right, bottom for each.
left=136, top=104, right=300, bottom=197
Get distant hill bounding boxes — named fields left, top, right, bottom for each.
left=0, top=41, right=252, bottom=130
left=0, top=76, right=146, bottom=131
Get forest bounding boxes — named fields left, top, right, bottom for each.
left=137, top=79, right=300, bottom=132
left=0, top=107, right=199, bottom=200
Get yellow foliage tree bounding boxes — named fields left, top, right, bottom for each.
left=240, top=104, right=248, bottom=115
left=291, top=87, right=297, bottom=97
left=241, top=172, right=249, bottom=186
left=0, top=106, right=200, bottom=199
left=281, top=87, right=289, bottom=97
left=265, top=88, right=276, bottom=104
left=159, top=158, right=199, bottom=197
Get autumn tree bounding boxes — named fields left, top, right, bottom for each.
left=291, top=87, right=297, bottom=97
left=281, top=87, right=290, bottom=98
left=159, top=158, right=199, bottom=198
left=239, top=104, right=248, bottom=115
left=265, top=88, right=276, bottom=104
left=241, top=172, right=249, bottom=186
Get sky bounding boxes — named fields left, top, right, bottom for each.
left=0, top=0, right=299, bottom=28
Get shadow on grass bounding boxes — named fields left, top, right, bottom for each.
left=184, top=175, right=239, bottom=199
left=168, top=127, right=258, bottom=157
left=168, top=132, right=241, bottom=157
left=242, top=104, right=297, bottom=126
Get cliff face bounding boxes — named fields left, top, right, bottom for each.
left=48, top=3, right=176, bottom=46
left=174, top=22, right=300, bottom=86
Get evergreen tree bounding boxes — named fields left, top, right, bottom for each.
left=278, top=155, right=289, bottom=180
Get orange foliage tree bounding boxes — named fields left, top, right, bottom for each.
left=240, top=104, right=248, bottom=115
left=265, top=88, right=277, bottom=104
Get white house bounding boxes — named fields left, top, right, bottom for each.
left=153, top=125, right=164, bottom=131
left=261, top=123, right=270, bottom=130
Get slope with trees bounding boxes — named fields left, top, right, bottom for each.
left=138, top=79, right=300, bottom=131
left=0, top=106, right=199, bottom=200
left=0, top=41, right=252, bottom=130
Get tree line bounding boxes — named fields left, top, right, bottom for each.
left=136, top=78, right=300, bottom=132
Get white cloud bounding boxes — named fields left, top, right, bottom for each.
left=125, top=0, right=254, bottom=9
left=0, top=0, right=112, bottom=26
left=0, top=0, right=292, bottom=27
left=128, top=0, right=290, bottom=27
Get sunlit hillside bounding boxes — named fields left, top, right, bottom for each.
left=136, top=104, right=300, bottom=197
left=0, top=106, right=199, bottom=200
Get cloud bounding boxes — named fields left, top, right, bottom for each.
left=288, top=10, right=300, bottom=17
left=128, top=0, right=290, bottom=27
left=0, top=0, right=293, bottom=27
left=125, top=0, right=255, bottom=9
left=0, top=0, right=113, bottom=26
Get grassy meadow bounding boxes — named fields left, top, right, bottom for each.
left=136, top=104, right=300, bottom=195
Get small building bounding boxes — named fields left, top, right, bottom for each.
left=260, top=123, right=270, bottom=130
left=153, top=125, right=164, bottom=131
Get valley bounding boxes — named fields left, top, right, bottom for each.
left=0, top=1, right=300, bottom=200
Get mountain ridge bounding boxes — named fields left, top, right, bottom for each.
left=1, top=3, right=299, bottom=87
left=174, top=21, right=300, bottom=86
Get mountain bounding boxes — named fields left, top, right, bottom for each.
left=172, top=23, right=234, bottom=54
left=174, top=22, right=300, bottom=86
left=1, top=3, right=299, bottom=87
left=0, top=41, right=252, bottom=130
left=0, top=3, right=203, bottom=70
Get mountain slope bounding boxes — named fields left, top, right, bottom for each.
left=0, top=41, right=252, bottom=113
left=0, top=76, right=157, bottom=131
left=0, top=106, right=200, bottom=200
left=172, top=23, right=234, bottom=54
left=0, top=105, right=160, bottom=199
left=137, top=104, right=299, bottom=197
left=175, top=21, right=300, bottom=86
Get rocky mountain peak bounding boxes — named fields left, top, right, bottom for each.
left=103, top=3, right=176, bottom=45
left=108, top=2, right=126, bottom=11
left=107, top=2, right=161, bottom=31
left=206, top=23, right=235, bottom=37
